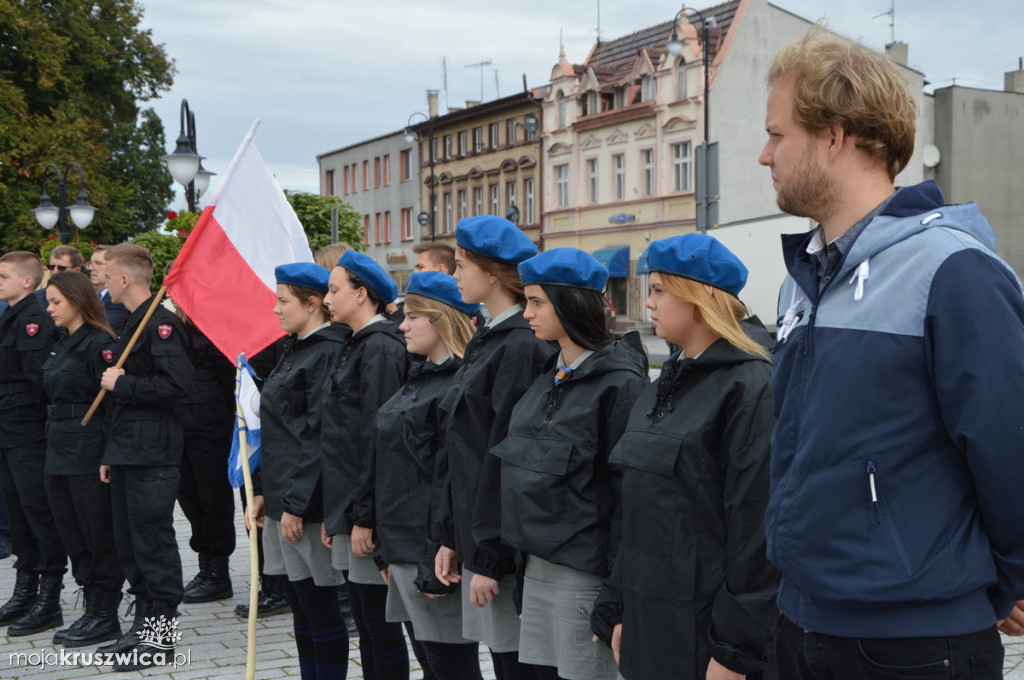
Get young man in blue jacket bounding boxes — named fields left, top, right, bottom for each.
left=760, top=28, right=1024, bottom=678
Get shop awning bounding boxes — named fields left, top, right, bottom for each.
left=592, top=246, right=630, bottom=277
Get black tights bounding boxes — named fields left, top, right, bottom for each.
left=410, top=623, right=483, bottom=680
left=283, top=577, right=348, bottom=680
left=490, top=650, right=559, bottom=680
left=346, top=578, right=409, bottom=680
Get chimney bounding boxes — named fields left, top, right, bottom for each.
left=428, top=90, right=439, bottom=118
left=885, top=41, right=908, bottom=66
left=1005, top=58, right=1024, bottom=94
left=466, top=100, right=481, bottom=108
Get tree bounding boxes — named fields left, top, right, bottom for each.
left=284, top=191, right=365, bottom=253
left=0, top=0, right=176, bottom=253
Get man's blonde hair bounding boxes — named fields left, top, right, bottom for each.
left=0, top=251, right=44, bottom=288
left=105, top=244, right=153, bottom=287
left=768, top=26, right=917, bottom=180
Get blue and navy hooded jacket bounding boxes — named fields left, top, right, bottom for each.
left=767, top=180, right=1024, bottom=638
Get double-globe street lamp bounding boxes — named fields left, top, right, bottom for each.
left=666, top=7, right=718, bottom=232
left=161, top=98, right=215, bottom=213
left=404, top=111, right=437, bottom=242
left=32, top=162, right=98, bottom=244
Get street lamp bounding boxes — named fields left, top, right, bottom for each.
left=405, top=111, right=436, bottom=242
left=32, top=162, right=98, bottom=244
left=161, top=99, right=215, bottom=213
left=666, top=7, right=718, bottom=232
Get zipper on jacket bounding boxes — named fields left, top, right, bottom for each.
left=867, top=461, right=880, bottom=525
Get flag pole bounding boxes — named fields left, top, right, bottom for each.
left=81, top=285, right=168, bottom=427
left=234, top=359, right=260, bottom=680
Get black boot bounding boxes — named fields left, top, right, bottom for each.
left=61, top=588, right=122, bottom=648
left=0, top=571, right=39, bottom=626
left=53, top=587, right=87, bottom=644
left=234, top=574, right=290, bottom=618
left=183, top=554, right=232, bottom=603
left=98, top=597, right=150, bottom=655
left=114, top=605, right=178, bottom=671
left=8, top=573, right=63, bottom=636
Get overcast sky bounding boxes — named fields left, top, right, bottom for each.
left=138, top=0, right=1024, bottom=208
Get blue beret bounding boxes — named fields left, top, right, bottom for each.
left=274, top=262, right=330, bottom=292
left=406, top=271, right=479, bottom=317
left=456, top=215, right=537, bottom=264
left=641, top=234, right=748, bottom=297
left=337, top=250, right=398, bottom=304
left=518, top=248, right=609, bottom=292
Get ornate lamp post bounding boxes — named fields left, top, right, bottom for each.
left=404, top=111, right=437, bottom=242
left=32, top=162, right=98, bottom=244
left=161, top=99, right=215, bottom=213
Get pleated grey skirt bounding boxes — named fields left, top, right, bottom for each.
left=518, top=555, right=617, bottom=680
left=385, top=563, right=472, bottom=644
left=262, top=518, right=345, bottom=587
left=460, top=568, right=521, bottom=653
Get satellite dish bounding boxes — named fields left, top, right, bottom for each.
left=922, top=144, right=941, bottom=168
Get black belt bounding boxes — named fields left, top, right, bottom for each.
left=47, top=403, right=93, bottom=420
left=0, top=382, right=31, bottom=397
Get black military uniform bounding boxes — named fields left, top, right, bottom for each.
left=42, top=322, right=124, bottom=646
left=0, top=293, right=67, bottom=635
left=177, top=323, right=237, bottom=603
left=100, top=296, right=193, bottom=656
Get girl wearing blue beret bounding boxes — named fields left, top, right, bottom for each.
left=590, top=235, right=779, bottom=680
left=491, top=248, right=648, bottom=680
left=321, top=252, right=410, bottom=680
left=373, top=271, right=484, bottom=679
left=431, top=216, right=555, bottom=679
left=251, top=263, right=349, bottom=680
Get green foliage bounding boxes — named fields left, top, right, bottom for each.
left=130, top=231, right=183, bottom=294
left=284, top=191, right=365, bottom=254
left=0, top=0, right=176, bottom=253
left=164, top=210, right=200, bottom=235
left=39, top=234, right=96, bottom=264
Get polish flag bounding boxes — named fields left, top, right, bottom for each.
left=164, top=120, right=312, bottom=361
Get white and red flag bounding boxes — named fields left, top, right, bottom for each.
left=164, top=119, right=312, bottom=360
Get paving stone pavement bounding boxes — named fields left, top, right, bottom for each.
left=0, top=499, right=1021, bottom=678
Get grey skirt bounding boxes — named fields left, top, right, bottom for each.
left=262, top=518, right=345, bottom=587
left=518, top=555, right=617, bottom=680
left=385, top=563, right=471, bottom=644
left=460, top=568, right=521, bottom=653
left=332, top=534, right=385, bottom=584
left=330, top=534, right=350, bottom=571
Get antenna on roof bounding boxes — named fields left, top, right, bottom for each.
left=596, top=0, right=601, bottom=41
left=442, top=57, right=449, bottom=111
left=872, top=0, right=895, bottom=44
left=494, top=70, right=500, bottom=98
left=465, top=59, right=493, bottom=102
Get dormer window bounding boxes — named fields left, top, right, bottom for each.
left=643, top=75, right=656, bottom=101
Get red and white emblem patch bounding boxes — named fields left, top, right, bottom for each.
left=158, top=324, right=172, bottom=339
left=25, top=323, right=38, bottom=336
left=102, top=349, right=114, bottom=363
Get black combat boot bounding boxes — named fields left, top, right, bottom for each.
left=183, top=554, right=233, bottom=603
left=61, top=588, right=122, bottom=647
left=234, top=574, right=290, bottom=618
left=113, top=605, right=178, bottom=671
left=98, top=597, right=150, bottom=655
left=53, top=587, right=86, bottom=644
left=0, top=571, right=39, bottom=626
left=8, top=573, right=63, bottom=636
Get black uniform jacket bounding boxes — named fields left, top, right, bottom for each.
left=591, top=339, right=779, bottom=680
left=492, top=333, right=647, bottom=577
left=180, top=323, right=235, bottom=440
left=103, top=298, right=194, bottom=467
left=432, top=310, right=555, bottom=580
left=42, top=324, right=115, bottom=475
left=320, top=319, right=407, bottom=537
left=0, top=294, right=60, bottom=447
left=374, top=356, right=461, bottom=569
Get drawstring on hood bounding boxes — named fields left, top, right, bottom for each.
left=849, top=259, right=871, bottom=302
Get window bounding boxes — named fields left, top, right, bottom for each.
left=586, top=91, right=599, bottom=116
left=383, top=211, right=391, bottom=244
left=362, top=160, right=368, bottom=191
left=614, top=87, right=626, bottom=108
left=525, top=117, right=537, bottom=141
left=458, top=131, right=467, bottom=156
left=444, top=192, right=453, bottom=234
left=401, top=208, right=413, bottom=241
left=374, top=157, right=380, bottom=189
left=458, top=189, right=467, bottom=220
left=343, top=166, right=349, bottom=195
left=325, top=169, right=335, bottom=196
left=443, top=135, right=452, bottom=159
left=382, top=154, right=390, bottom=186
left=556, top=164, right=569, bottom=207
left=642, top=75, right=656, bottom=101
left=473, top=187, right=483, bottom=216
left=642, top=149, right=655, bottom=196
left=507, top=118, right=518, bottom=145
left=587, top=158, right=599, bottom=204
left=673, top=142, right=693, bottom=192
left=351, top=164, right=357, bottom=193
left=525, top=178, right=535, bottom=224
left=676, top=60, right=688, bottom=100
left=374, top=213, right=381, bottom=245
left=506, top=181, right=517, bottom=212
left=431, top=138, right=439, bottom=162
left=473, top=127, right=483, bottom=153
left=557, top=92, right=566, bottom=128
left=363, top=215, right=370, bottom=244
left=489, top=122, right=499, bottom=149
left=400, top=150, right=411, bottom=182
left=613, top=154, right=625, bottom=200
left=490, top=184, right=499, bottom=215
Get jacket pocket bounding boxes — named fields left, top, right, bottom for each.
left=493, top=435, right=575, bottom=545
